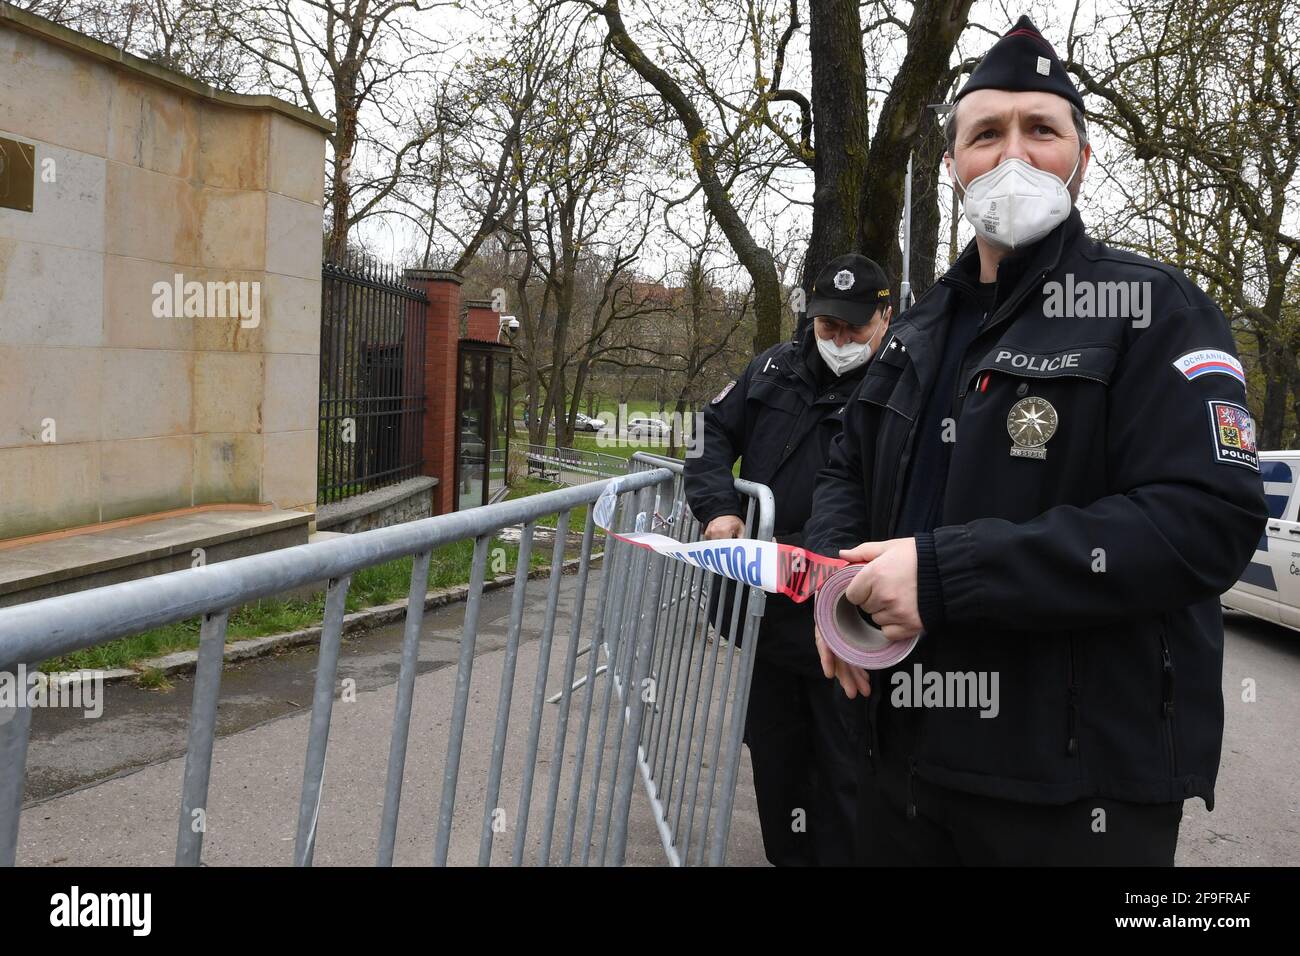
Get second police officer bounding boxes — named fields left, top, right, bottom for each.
left=684, top=253, right=892, bottom=865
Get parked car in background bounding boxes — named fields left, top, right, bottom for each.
left=626, top=416, right=671, bottom=441
left=574, top=412, right=603, bottom=432
left=1222, top=450, right=1300, bottom=631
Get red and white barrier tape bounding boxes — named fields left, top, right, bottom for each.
left=594, top=479, right=919, bottom=668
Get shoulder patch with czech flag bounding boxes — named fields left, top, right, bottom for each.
left=711, top=380, right=736, bottom=404
left=1207, top=400, right=1259, bottom=471
left=1172, top=349, right=1246, bottom=388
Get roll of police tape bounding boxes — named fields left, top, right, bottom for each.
left=812, top=564, right=920, bottom=670
left=594, top=477, right=919, bottom=668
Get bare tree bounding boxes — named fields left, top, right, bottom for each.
left=1064, top=0, right=1300, bottom=445
left=565, top=0, right=972, bottom=354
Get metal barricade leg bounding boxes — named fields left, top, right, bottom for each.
left=511, top=511, right=571, bottom=864
left=478, top=525, right=535, bottom=866
left=607, top=517, right=668, bottom=861
left=377, top=550, right=433, bottom=866
left=563, top=494, right=626, bottom=866
left=433, top=534, right=491, bottom=865
left=176, top=610, right=230, bottom=866
left=294, top=574, right=353, bottom=866
left=0, top=675, right=33, bottom=867
left=538, top=509, right=597, bottom=865
left=583, top=486, right=644, bottom=864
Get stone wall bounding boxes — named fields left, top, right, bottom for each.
left=314, top=476, right=438, bottom=534
left=0, top=7, right=331, bottom=540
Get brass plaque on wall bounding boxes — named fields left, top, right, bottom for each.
left=0, top=137, right=36, bottom=213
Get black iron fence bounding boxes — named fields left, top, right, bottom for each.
left=319, top=255, right=428, bottom=504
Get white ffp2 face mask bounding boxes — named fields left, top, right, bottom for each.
left=954, top=154, right=1080, bottom=250
left=816, top=335, right=873, bottom=376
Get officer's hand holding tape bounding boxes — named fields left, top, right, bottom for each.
left=593, top=477, right=921, bottom=687
left=814, top=538, right=922, bottom=699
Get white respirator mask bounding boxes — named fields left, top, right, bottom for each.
left=954, top=153, right=1080, bottom=250
left=816, top=335, right=873, bottom=376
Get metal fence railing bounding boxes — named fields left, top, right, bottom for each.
left=318, top=255, right=428, bottom=505
left=521, top=443, right=628, bottom=485
left=0, top=458, right=774, bottom=867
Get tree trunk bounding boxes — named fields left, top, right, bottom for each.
left=804, top=0, right=870, bottom=288
left=1256, top=332, right=1288, bottom=451
left=860, top=0, right=974, bottom=292
left=600, top=0, right=784, bottom=354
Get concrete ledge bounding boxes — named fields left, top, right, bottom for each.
left=0, top=509, right=312, bottom=607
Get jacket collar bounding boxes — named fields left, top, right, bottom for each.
left=882, top=210, right=1088, bottom=385
left=940, top=209, right=1087, bottom=334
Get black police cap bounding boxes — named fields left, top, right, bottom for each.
left=955, top=16, right=1085, bottom=113
left=805, top=253, right=891, bottom=326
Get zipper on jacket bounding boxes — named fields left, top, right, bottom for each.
left=906, top=757, right=918, bottom=821
left=886, top=398, right=924, bottom=535
left=1159, top=629, right=1178, bottom=777
left=939, top=267, right=1052, bottom=336
left=1067, top=634, right=1079, bottom=756
left=885, top=310, right=983, bottom=536
left=951, top=310, right=987, bottom=426
left=987, top=269, right=1052, bottom=332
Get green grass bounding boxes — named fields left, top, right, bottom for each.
left=506, top=477, right=591, bottom=531
left=41, top=480, right=600, bottom=674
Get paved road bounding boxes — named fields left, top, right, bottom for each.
left=15, top=587, right=1298, bottom=865
left=1177, top=610, right=1299, bottom=864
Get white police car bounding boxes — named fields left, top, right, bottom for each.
left=1222, top=451, right=1300, bottom=630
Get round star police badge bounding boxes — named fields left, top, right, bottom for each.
left=832, top=269, right=855, bottom=291
left=1007, top=395, right=1058, bottom=460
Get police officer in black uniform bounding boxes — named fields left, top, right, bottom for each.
left=804, top=18, right=1268, bottom=865
left=685, top=254, right=892, bottom=866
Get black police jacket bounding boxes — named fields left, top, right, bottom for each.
left=685, top=330, right=870, bottom=674
left=804, top=210, right=1268, bottom=809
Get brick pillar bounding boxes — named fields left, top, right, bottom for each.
left=464, top=299, right=499, bottom=342
left=404, top=269, right=463, bottom=515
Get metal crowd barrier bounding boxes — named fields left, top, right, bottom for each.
left=619, top=452, right=773, bottom=865
left=0, top=456, right=773, bottom=867
left=522, top=443, right=628, bottom=484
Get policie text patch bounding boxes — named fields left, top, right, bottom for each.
left=711, top=380, right=736, bottom=404
left=1206, top=400, right=1258, bottom=471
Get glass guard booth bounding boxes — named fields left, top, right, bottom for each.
left=455, top=339, right=512, bottom=510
